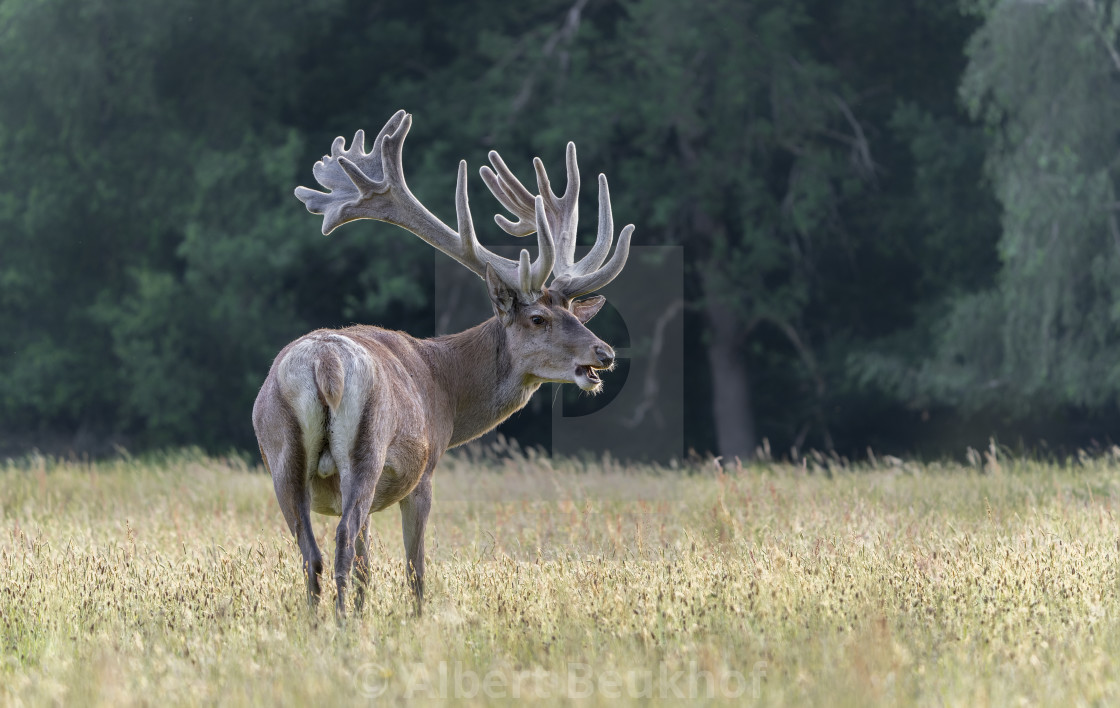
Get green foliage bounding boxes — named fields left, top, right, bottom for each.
left=615, top=0, right=852, bottom=320
left=5, top=0, right=1113, bottom=456
left=0, top=0, right=437, bottom=448
left=859, top=0, right=1120, bottom=419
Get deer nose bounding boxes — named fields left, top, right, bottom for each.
left=593, top=345, right=614, bottom=368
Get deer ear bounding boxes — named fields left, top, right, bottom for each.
left=571, top=295, right=606, bottom=323
left=486, top=264, right=516, bottom=325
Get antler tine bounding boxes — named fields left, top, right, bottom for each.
left=574, top=173, right=616, bottom=277
left=480, top=141, right=634, bottom=301
left=480, top=152, right=537, bottom=237
left=546, top=142, right=581, bottom=275
left=481, top=145, right=581, bottom=250
left=296, top=111, right=407, bottom=234
left=552, top=223, right=634, bottom=300
left=550, top=167, right=635, bottom=299
left=295, top=111, right=556, bottom=302
left=457, top=159, right=554, bottom=295
left=531, top=196, right=557, bottom=292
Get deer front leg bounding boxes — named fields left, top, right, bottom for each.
left=400, top=474, right=432, bottom=614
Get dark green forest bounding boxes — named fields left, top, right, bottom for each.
left=3, top=0, right=1120, bottom=460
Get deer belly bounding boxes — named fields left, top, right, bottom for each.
left=368, top=440, right=430, bottom=512
left=310, top=446, right=426, bottom=514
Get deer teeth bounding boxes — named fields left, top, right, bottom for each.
left=578, top=365, right=601, bottom=384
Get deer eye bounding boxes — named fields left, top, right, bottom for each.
left=530, top=315, right=546, bottom=326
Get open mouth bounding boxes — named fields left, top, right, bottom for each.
left=574, top=365, right=603, bottom=390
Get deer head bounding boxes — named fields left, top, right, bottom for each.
left=294, top=110, right=633, bottom=392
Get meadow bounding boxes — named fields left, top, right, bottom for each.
left=1, top=444, right=1118, bottom=706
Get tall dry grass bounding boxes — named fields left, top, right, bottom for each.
left=1, top=446, right=1118, bottom=705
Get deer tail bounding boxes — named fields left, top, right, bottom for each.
left=313, top=348, right=345, bottom=411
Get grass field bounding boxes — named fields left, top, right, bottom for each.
left=1, top=445, right=1119, bottom=706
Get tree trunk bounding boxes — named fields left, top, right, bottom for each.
left=703, top=287, right=757, bottom=462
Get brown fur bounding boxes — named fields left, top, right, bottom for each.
left=272, top=112, right=632, bottom=619
left=252, top=288, right=614, bottom=617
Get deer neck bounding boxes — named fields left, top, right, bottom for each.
left=429, top=317, right=540, bottom=447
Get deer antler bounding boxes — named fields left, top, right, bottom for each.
left=294, top=110, right=555, bottom=301
left=480, top=142, right=634, bottom=301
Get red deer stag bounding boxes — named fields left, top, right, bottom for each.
left=253, top=111, right=634, bottom=616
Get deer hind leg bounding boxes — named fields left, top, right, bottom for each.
left=332, top=441, right=385, bottom=620
left=317, top=338, right=384, bottom=618
left=289, top=380, right=332, bottom=607
left=326, top=378, right=388, bottom=619
left=353, top=514, right=373, bottom=613
left=262, top=434, right=324, bottom=608
left=266, top=372, right=331, bottom=609
left=291, top=479, right=324, bottom=607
